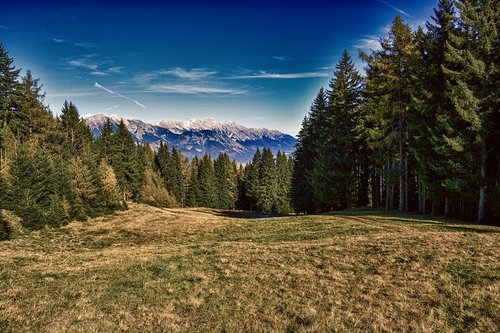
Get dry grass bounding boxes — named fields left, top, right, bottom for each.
left=0, top=203, right=498, bottom=332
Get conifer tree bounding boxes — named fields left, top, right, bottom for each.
left=111, top=119, right=143, bottom=200
left=441, top=0, right=499, bottom=222
left=187, top=156, right=200, bottom=207
left=0, top=44, right=21, bottom=135
left=361, top=16, right=418, bottom=212
left=257, top=148, right=277, bottom=213
left=311, top=50, right=363, bottom=210
left=292, top=88, right=327, bottom=213
left=245, top=149, right=261, bottom=210
left=214, top=152, right=237, bottom=209
left=197, top=153, right=216, bottom=207
left=96, top=118, right=114, bottom=163
left=275, top=151, right=293, bottom=214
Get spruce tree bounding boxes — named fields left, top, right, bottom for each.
left=441, top=0, right=499, bottom=222
left=197, top=153, right=216, bottom=208
left=311, top=50, right=363, bottom=210
left=0, top=44, right=21, bottom=135
left=275, top=151, right=293, bottom=214
left=214, top=152, right=237, bottom=209
left=245, top=149, right=261, bottom=210
left=187, top=156, right=200, bottom=207
left=111, top=119, right=142, bottom=200
left=257, top=148, right=277, bottom=213
left=361, top=16, right=418, bottom=212
left=292, top=88, right=327, bottom=213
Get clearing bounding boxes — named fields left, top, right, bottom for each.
left=0, top=203, right=499, bottom=332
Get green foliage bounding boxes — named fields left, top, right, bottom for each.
left=0, top=210, right=11, bottom=241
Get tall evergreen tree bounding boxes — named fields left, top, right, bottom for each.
left=257, top=148, right=277, bottom=213
left=275, top=151, right=293, bottom=214
left=361, top=16, right=418, bottom=212
left=197, top=153, right=216, bottom=207
left=292, top=88, right=327, bottom=213
left=245, top=148, right=261, bottom=211
left=442, top=0, right=499, bottom=222
left=310, top=50, right=364, bottom=210
left=214, top=152, right=237, bottom=210
left=0, top=44, right=21, bottom=136
left=111, top=119, right=143, bottom=200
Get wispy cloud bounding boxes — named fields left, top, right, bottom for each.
left=106, top=66, right=123, bottom=74
left=232, top=71, right=329, bottom=79
left=273, top=56, right=291, bottom=61
left=74, top=41, right=95, bottom=48
left=95, top=82, right=146, bottom=109
left=52, top=37, right=96, bottom=48
left=354, top=36, right=382, bottom=50
left=135, top=68, right=216, bottom=84
left=148, top=84, right=245, bottom=95
left=379, top=0, right=414, bottom=19
left=104, top=105, right=120, bottom=112
left=67, top=59, right=98, bottom=70
left=90, top=71, right=110, bottom=76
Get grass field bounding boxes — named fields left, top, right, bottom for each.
left=0, top=204, right=499, bottom=332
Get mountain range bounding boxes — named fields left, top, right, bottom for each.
left=83, top=114, right=296, bottom=163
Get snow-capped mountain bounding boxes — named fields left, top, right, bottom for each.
left=83, top=113, right=296, bottom=163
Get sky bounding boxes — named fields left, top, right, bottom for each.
left=0, top=0, right=437, bottom=135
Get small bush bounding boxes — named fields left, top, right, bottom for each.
left=0, top=211, right=11, bottom=240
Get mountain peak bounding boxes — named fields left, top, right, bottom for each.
left=84, top=113, right=296, bottom=163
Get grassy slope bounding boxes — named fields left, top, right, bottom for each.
left=0, top=204, right=498, bottom=333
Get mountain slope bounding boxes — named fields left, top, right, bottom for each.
left=83, top=113, right=296, bottom=163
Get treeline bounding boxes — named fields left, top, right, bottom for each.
left=0, top=43, right=294, bottom=239
left=293, top=0, right=499, bottom=223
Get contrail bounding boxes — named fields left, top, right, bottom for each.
left=379, top=1, right=414, bottom=19
left=94, top=82, right=146, bottom=109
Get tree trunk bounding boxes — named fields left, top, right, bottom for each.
left=478, top=155, right=486, bottom=222
left=398, top=114, right=405, bottom=212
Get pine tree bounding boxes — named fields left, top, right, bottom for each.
left=96, top=118, right=114, bottom=163
left=361, top=16, right=418, bottom=212
left=214, top=152, right=237, bottom=209
left=111, top=119, right=143, bottom=200
left=292, top=88, right=327, bottom=213
left=0, top=210, right=11, bottom=241
left=275, top=151, right=293, bottom=214
left=59, top=101, right=93, bottom=157
left=0, top=44, right=21, bottom=136
left=311, top=50, right=364, bottom=210
left=167, top=147, right=184, bottom=206
left=0, top=122, right=17, bottom=178
left=187, top=156, right=200, bottom=207
left=245, top=149, right=261, bottom=210
left=197, top=153, right=216, bottom=208
left=257, top=148, right=277, bottom=213
left=441, top=0, right=499, bottom=222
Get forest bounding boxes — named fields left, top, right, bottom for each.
left=293, top=0, right=499, bottom=223
left=0, top=0, right=499, bottom=242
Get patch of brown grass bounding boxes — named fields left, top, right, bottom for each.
left=0, top=203, right=498, bottom=332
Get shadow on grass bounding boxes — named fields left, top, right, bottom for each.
left=213, top=210, right=283, bottom=220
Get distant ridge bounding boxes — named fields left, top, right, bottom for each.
left=83, top=113, right=296, bottom=163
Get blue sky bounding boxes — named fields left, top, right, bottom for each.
left=0, top=0, right=437, bottom=135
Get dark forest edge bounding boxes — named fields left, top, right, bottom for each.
left=0, top=0, right=499, bottom=241
left=292, top=0, right=499, bottom=225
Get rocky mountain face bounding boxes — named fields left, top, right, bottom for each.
left=83, top=113, right=296, bottom=163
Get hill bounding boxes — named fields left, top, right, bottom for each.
left=1, top=204, right=498, bottom=332
left=84, top=114, right=296, bottom=163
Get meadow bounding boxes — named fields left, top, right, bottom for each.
left=0, top=204, right=498, bottom=332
